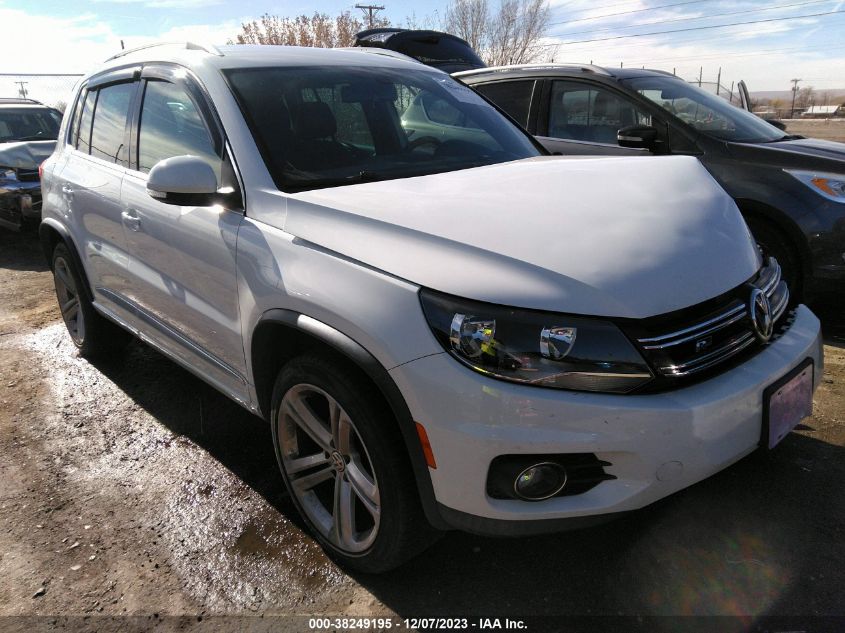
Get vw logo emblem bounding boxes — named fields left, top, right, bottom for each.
left=750, top=288, right=774, bottom=342
left=330, top=451, right=346, bottom=473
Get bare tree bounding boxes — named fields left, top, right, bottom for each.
left=233, top=11, right=389, bottom=48
left=443, top=0, right=549, bottom=65
left=796, top=85, right=816, bottom=109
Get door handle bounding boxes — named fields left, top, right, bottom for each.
left=121, top=210, right=141, bottom=232
left=61, top=184, right=73, bottom=194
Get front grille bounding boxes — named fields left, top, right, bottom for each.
left=622, top=258, right=790, bottom=389
left=16, top=169, right=39, bottom=182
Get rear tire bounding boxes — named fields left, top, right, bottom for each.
left=51, top=242, right=130, bottom=359
left=270, top=352, right=437, bottom=573
left=744, top=217, right=802, bottom=299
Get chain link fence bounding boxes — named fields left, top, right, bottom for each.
left=0, top=74, right=83, bottom=113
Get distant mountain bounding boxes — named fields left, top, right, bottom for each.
left=750, top=88, right=845, bottom=102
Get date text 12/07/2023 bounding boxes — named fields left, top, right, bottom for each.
left=308, top=617, right=528, bottom=630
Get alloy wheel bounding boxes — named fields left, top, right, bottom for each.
left=53, top=256, right=85, bottom=345
left=277, top=384, right=381, bottom=554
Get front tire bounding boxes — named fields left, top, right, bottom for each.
left=744, top=217, right=802, bottom=299
left=270, top=353, right=435, bottom=573
left=51, top=242, right=130, bottom=358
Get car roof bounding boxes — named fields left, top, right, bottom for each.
left=0, top=98, right=51, bottom=109
left=95, top=41, right=429, bottom=77
left=454, top=64, right=679, bottom=82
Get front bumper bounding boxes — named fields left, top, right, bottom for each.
left=0, top=180, right=42, bottom=229
left=389, top=305, right=823, bottom=534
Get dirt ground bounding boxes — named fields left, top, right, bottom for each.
left=0, top=228, right=843, bottom=632
left=783, top=118, right=845, bottom=143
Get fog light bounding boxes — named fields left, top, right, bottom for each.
left=513, top=462, right=567, bottom=501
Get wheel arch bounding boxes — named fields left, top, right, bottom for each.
left=250, top=309, right=448, bottom=530
left=734, top=199, right=810, bottom=279
left=38, top=220, right=94, bottom=302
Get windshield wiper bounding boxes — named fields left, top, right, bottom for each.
left=286, top=170, right=388, bottom=192
left=15, top=135, right=57, bottom=142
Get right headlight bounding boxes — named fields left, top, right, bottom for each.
left=419, top=289, right=653, bottom=394
left=785, top=169, right=845, bottom=203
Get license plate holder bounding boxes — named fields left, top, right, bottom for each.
left=761, top=358, right=814, bottom=450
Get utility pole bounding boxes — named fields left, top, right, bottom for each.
left=355, top=4, right=385, bottom=28
left=716, top=67, right=721, bottom=96
left=790, top=78, right=801, bottom=118
left=15, top=81, right=28, bottom=99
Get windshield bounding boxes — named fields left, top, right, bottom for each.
left=621, top=76, right=787, bottom=143
left=0, top=107, right=61, bottom=143
left=225, top=65, right=541, bottom=192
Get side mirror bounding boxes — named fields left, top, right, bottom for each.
left=768, top=119, right=787, bottom=131
left=617, top=125, right=659, bottom=151
left=147, top=155, right=218, bottom=206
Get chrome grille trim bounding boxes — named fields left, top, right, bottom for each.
left=658, top=332, right=756, bottom=377
left=638, top=258, right=789, bottom=379
left=640, top=306, right=745, bottom=350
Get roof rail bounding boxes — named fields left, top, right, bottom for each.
left=105, top=41, right=223, bottom=62
left=454, top=62, right=611, bottom=78
left=0, top=97, right=45, bottom=105
left=339, top=47, right=421, bottom=64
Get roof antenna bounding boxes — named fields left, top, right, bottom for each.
left=120, top=39, right=125, bottom=50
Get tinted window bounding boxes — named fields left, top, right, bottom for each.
left=422, top=92, right=479, bottom=128
left=395, top=36, right=485, bottom=72
left=474, top=81, right=534, bottom=127
left=68, top=91, right=85, bottom=147
left=90, top=82, right=134, bottom=165
left=623, top=76, right=788, bottom=143
left=0, top=107, right=61, bottom=143
left=225, top=65, right=539, bottom=192
left=548, top=81, right=651, bottom=144
left=138, top=80, right=219, bottom=177
left=77, top=90, right=97, bottom=154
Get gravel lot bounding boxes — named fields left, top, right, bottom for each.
left=1, top=227, right=843, bottom=631
left=783, top=118, right=845, bottom=143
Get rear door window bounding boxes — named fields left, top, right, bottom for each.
left=473, top=81, right=535, bottom=127
left=76, top=90, right=97, bottom=154
left=89, top=82, right=135, bottom=165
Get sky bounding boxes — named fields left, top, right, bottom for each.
left=2, top=0, right=844, bottom=96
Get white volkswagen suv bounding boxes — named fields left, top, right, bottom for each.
left=40, top=42, right=823, bottom=572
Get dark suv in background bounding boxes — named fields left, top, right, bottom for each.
left=0, top=98, right=61, bottom=231
left=456, top=64, right=845, bottom=300
left=354, top=28, right=485, bottom=73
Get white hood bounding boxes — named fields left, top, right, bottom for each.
left=0, top=140, right=56, bottom=170
left=284, top=155, right=760, bottom=319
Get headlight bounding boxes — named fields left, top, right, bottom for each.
left=785, top=169, right=845, bottom=203
left=419, top=289, right=653, bottom=393
left=1, top=168, right=17, bottom=181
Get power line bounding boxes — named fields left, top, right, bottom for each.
left=546, top=7, right=845, bottom=47
left=626, top=41, right=845, bottom=65
left=547, top=0, right=714, bottom=27
left=355, top=3, right=385, bottom=28
left=550, top=0, right=836, bottom=38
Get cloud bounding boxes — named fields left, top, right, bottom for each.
left=538, top=0, right=845, bottom=89
left=91, top=0, right=223, bottom=7
left=0, top=7, right=242, bottom=75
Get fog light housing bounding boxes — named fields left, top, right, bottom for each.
left=514, top=462, right=567, bottom=501
left=487, top=453, right=616, bottom=501
left=20, top=194, right=33, bottom=212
